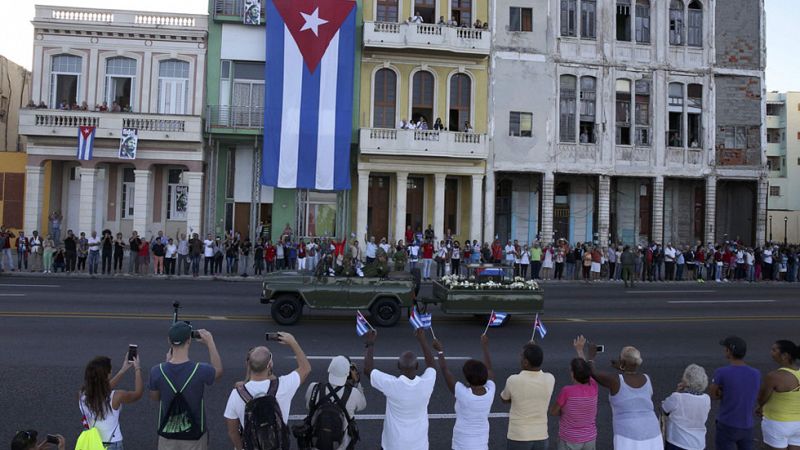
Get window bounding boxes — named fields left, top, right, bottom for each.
left=509, top=7, right=533, bottom=32
left=616, top=79, right=632, bottom=145
left=668, top=82, right=684, bottom=147
left=106, top=57, right=137, bottom=111
left=121, top=168, right=135, bottom=219
left=412, top=71, right=434, bottom=125
left=50, top=54, right=81, bottom=108
left=560, top=0, right=576, bottom=37
left=767, top=128, right=781, bottom=144
left=722, top=126, right=748, bottom=149
left=767, top=156, right=781, bottom=172
left=579, top=76, right=596, bottom=143
left=414, top=0, right=435, bottom=24
left=687, top=84, right=702, bottom=147
left=509, top=111, right=533, bottom=137
left=770, top=186, right=781, bottom=197
left=616, top=0, right=631, bottom=41
left=687, top=1, right=703, bottom=47
left=158, top=60, right=189, bottom=115
left=580, top=0, right=596, bottom=38
left=376, top=0, right=398, bottom=22
left=669, top=0, right=685, bottom=45
left=299, top=191, right=338, bottom=238
left=635, top=79, right=651, bottom=145
left=635, top=0, right=650, bottom=43
left=444, top=178, right=459, bottom=234
left=559, top=75, right=577, bottom=142
left=166, top=169, right=188, bottom=220
left=232, top=61, right=264, bottom=127
left=451, top=0, right=472, bottom=28
left=373, top=68, right=397, bottom=128
left=766, top=104, right=781, bottom=116
left=449, top=73, right=471, bottom=132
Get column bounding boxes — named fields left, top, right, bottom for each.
left=433, top=173, right=446, bottom=242
left=704, top=175, right=717, bottom=244
left=756, top=175, right=768, bottom=245
left=24, top=166, right=45, bottom=234
left=356, top=170, right=370, bottom=254
left=598, top=175, right=611, bottom=248
left=470, top=174, right=484, bottom=243
left=78, top=168, right=98, bottom=234
left=133, top=169, right=153, bottom=236
left=652, top=175, right=664, bottom=244
left=483, top=170, right=495, bottom=243
left=394, top=171, right=408, bottom=243
left=184, top=171, right=204, bottom=237
left=541, top=171, right=555, bottom=245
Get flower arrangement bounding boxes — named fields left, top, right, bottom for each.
left=440, top=274, right=539, bottom=290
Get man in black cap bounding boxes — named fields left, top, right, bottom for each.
left=10, top=430, right=65, bottom=450
left=708, top=336, right=761, bottom=450
left=148, top=322, right=223, bottom=450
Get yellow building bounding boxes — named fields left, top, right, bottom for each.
left=353, top=0, right=490, bottom=246
left=0, top=55, right=31, bottom=232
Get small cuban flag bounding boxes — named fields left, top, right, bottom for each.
left=77, top=126, right=96, bottom=161
left=409, top=306, right=432, bottom=330
left=483, top=310, right=507, bottom=335
left=534, top=313, right=547, bottom=339
left=356, top=310, right=372, bottom=337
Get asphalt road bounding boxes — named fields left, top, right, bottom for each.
left=0, top=274, right=798, bottom=449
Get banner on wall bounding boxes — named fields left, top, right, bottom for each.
left=118, top=128, right=138, bottom=160
left=174, top=185, right=188, bottom=219
left=244, top=0, right=261, bottom=25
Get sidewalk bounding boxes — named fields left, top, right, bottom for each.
left=0, top=269, right=260, bottom=282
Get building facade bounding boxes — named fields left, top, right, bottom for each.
left=20, top=6, right=207, bottom=240
left=488, top=0, right=766, bottom=248
left=0, top=55, right=31, bottom=231
left=766, top=92, right=800, bottom=243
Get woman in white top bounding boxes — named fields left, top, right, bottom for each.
left=541, top=246, right=554, bottom=280
left=433, top=334, right=495, bottom=450
left=661, top=364, right=711, bottom=450
left=519, top=245, right=531, bottom=279
left=79, top=354, right=144, bottom=449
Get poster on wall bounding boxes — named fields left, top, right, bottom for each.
left=243, top=0, right=261, bottom=25
left=174, top=185, right=188, bottom=219
left=118, top=128, right=138, bottom=160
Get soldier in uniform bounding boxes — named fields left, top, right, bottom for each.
left=393, top=240, right=408, bottom=272
left=363, top=253, right=390, bottom=278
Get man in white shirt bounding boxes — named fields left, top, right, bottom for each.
left=87, top=230, right=101, bottom=275
left=411, top=11, right=423, bottom=23
left=365, top=235, right=378, bottom=264
left=364, top=328, right=436, bottom=450
left=664, top=243, right=676, bottom=281
left=504, top=240, right=516, bottom=267
left=203, top=233, right=215, bottom=275
left=224, top=333, right=311, bottom=450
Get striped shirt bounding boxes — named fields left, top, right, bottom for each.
left=556, top=379, right=598, bottom=443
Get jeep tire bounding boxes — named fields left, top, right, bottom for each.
left=271, top=294, right=303, bottom=325
left=370, top=298, right=401, bottom=327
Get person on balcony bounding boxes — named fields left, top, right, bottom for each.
left=448, top=16, right=458, bottom=26
left=473, top=19, right=483, bottom=28
left=412, top=11, right=423, bottom=23
left=463, top=121, right=473, bottom=133
left=433, top=118, right=444, bottom=130
left=437, top=16, right=446, bottom=25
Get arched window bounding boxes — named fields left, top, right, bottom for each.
left=158, top=60, right=190, bottom=115
left=668, top=82, right=684, bottom=147
left=449, top=73, right=471, bottom=131
left=687, top=1, right=703, bottom=47
left=635, top=0, right=650, bottom=44
left=559, top=75, right=577, bottom=142
left=376, top=0, right=398, bottom=22
left=373, top=68, right=397, bottom=128
left=616, top=79, right=632, bottom=145
left=669, top=0, right=685, bottom=45
left=50, top=54, right=82, bottom=108
left=411, top=71, right=434, bottom=126
left=106, top=57, right=137, bottom=111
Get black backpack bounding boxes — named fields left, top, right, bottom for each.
left=308, top=384, right=358, bottom=450
left=157, top=363, right=204, bottom=440
left=237, top=378, right=290, bottom=450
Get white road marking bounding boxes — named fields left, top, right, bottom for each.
left=287, top=412, right=510, bottom=421
left=566, top=318, right=587, bottom=322
left=208, top=316, right=227, bottom=320
left=629, top=290, right=713, bottom=294
left=0, top=284, right=60, bottom=288
left=0, top=294, right=25, bottom=297
left=667, top=300, right=776, bottom=304
left=298, top=356, right=472, bottom=361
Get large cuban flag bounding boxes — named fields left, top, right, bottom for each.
left=261, top=0, right=357, bottom=191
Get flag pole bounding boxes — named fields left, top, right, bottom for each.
left=429, top=326, right=437, bottom=341
left=483, top=310, right=494, bottom=335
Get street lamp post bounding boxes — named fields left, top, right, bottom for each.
left=785, top=216, right=789, bottom=246
left=769, top=215, right=773, bottom=242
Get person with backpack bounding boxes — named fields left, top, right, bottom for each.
left=363, top=328, right=437, bottom=450
left=78, top=354, right=144, bottom=449
left=299, top=356, right=367, bottom=450
left=148, top=322, right=223, bottom=450
left=223, top=332, right=311, bottom=450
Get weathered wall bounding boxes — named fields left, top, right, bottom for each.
left=715, top=75, right=762, bottom=166
left=715, top=0, right=762, bottom=69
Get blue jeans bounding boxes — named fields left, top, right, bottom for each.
left=715, top=421, right=754, bottom=450
left=507, top=438, right=548, bottom=450
left=88, top=251, right=100, bottom=274
left=106, top=442, right=123, bottom=450
left=422, top=258, right=432, bottom=279
left=565, top=262, right=575, bottom=279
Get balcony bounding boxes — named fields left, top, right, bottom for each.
left=363, top=22, right=490, bottom=55
left=19, top=109, right=202, bottom=142
left=205, top=105, right=264, bottom=133
left=666, top=146, right=705, bottom=166
left=359, top=128, right=488, bottom=159
left=557, top=143, right=599, bottom=164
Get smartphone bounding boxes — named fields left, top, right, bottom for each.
left=127, top=344, right=138, bottom=361
left=266, top=332, right=281, bottom=341
left=595, top=345, right=605, bottom=353
left=191, top=330, right=201, bottom=340
left=46, top=435, right=59, bottom=444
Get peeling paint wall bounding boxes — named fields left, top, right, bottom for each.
left=715, top=0, right=762, bottom=69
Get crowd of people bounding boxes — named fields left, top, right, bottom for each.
left=11, top=324, right=800, bottom=450
left=2, top=223, right=800, bottom=284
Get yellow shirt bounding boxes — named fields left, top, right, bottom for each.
left=500, top=370, right=555, bottom=441
left=764, top=367, right=800, bottom=422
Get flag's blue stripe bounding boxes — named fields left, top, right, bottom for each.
left=262, top=0, right=284, bottom=186
left=295, top=63, right=321, bottom=188
left=333, top=8, right=356, bottom=190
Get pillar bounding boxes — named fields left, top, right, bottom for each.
left=78, top=168, right=98, bottom=234
left=133, top=169, right=153, bottom=236
left=483, top=170, right=495, bottom=243
left=652, top=175, right=664, bottom=244
left=356, top=170, right=369, bottom=254
left=756, top=175, right=768, bottom=245
left=704, top=175, right=716, bottom=244
left=184, top=171, right=204, bottom=237
left=394, top=171, right=408, bottom=243
left=541, top=171, right=554, bottom=245
left=598, top=175, right=610, bottom=248
left=433, top=173, right=446, bottom=242
left=24, top=166, right=45, bottom=234
left=470, top=174, right=483, bottom=243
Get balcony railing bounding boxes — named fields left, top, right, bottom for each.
left=19, top=109, right=202, bottom=142
left=35, top=5, right=206, bottom=29
left=206, top=105, right=264, bottom=132
left=359, top=128, right=488, bottom=159
left=363, top=21, right=490, bottom=55
left=557, top=143, right=599, bottom=164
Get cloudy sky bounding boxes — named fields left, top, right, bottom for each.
left=1, top=0, right=797, bottom=92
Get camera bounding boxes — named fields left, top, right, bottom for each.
left=265, top=332, right=281, bottom=342
left=191, top=329, right=201, bottom=340
left=595, top=345, right=605, bottom=353
left=46, top=435, right=59, bottom=444
left=127, top=344, right=138, bottom=361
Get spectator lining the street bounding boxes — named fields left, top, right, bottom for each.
left=661, top=364, right=711, bottom=450
left=550, top=336, right=598, bottom=450
left=501, top=342, right=555, bottom=450
left=757, top=339, right=800, bottom=450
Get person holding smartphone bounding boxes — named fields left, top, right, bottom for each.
left=10, top=430, right=66, bottom=450
left=549, top=336, right=599, bottom=450
left=79, top=352, right=144, bottom=449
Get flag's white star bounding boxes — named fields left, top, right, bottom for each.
left=300, top=8, right=328, bottom=36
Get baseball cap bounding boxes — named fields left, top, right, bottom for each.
left=169, top=321, right=192, bottom=345
left=328, top=356, right=350, bottom=386
left=719, top=336, right=747, bottom=358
